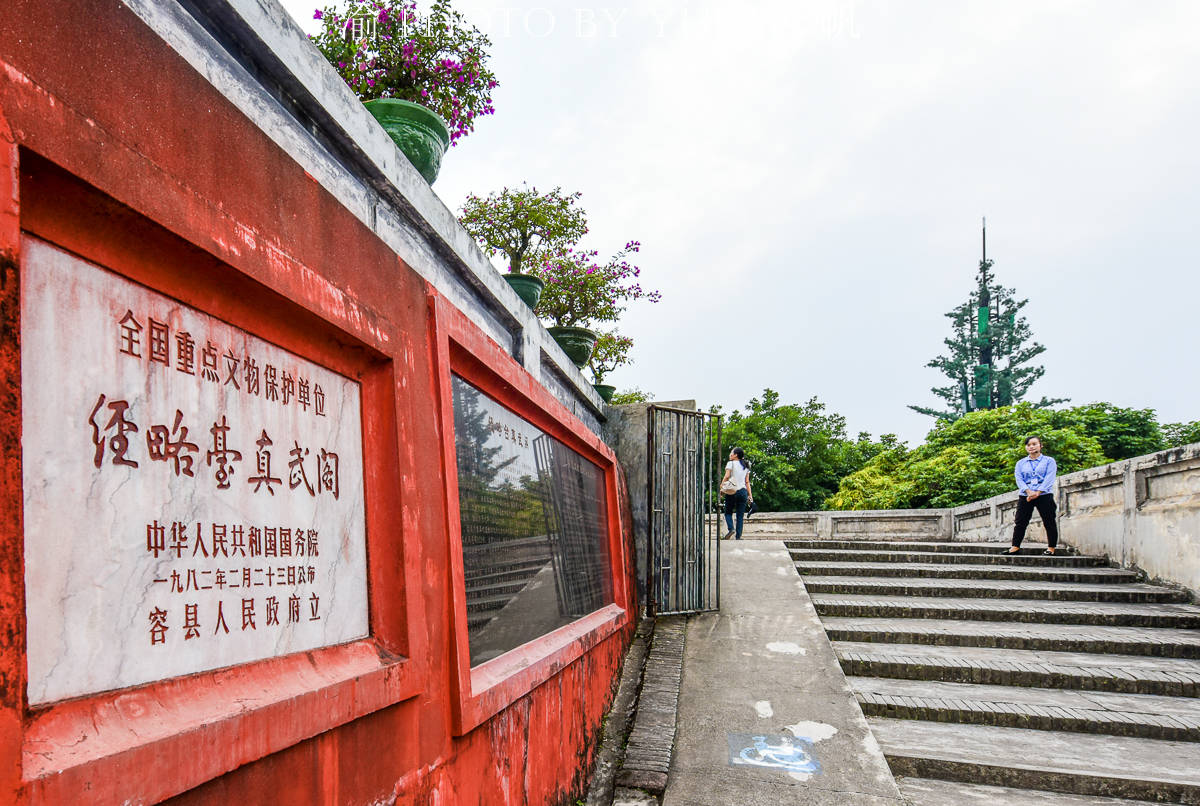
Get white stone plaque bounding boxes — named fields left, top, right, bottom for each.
left=21, top=237, right=369, bottom=705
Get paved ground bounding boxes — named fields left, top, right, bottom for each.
left=660, top=541, right=907, bottom=806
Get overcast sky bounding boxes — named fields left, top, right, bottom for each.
left=281, top=0, right=1200, bottom=444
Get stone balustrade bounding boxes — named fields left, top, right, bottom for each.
left=743, top=442, right=1200, bottom=595
left=954, top=443, right=1200, bottom=594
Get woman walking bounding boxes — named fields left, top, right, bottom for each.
left=1005, top=436, right=1060, bottom=555
left=720, top=447, right=754, bottom=540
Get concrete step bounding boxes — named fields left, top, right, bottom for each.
left=851, top=676, right=1200, bottom=740
left=463, top=578, right=529, bottom=599
left=821, top=617, right=1200, bottom=659
left=811, top=594, right=1200, bottom=627
left=462, top=549, right=551, bottom=567
left=462, top=540, right=552, bottom=564
left=462, top=563, right=549, bottom=587
left=462, top=534, right=550, bottom=552
left=795, top=560, right=1139, bottom=583
left=802, top=576, right=1187, bottom=603
left=463, top=557, right=549, bottom=582
left=785, top=539, right=1077, bottom=555
left=869, top=717, right=1200, bottom=803
left=897, top=777, right=1167, bottom=805
left=465, top=591, right=524, bottom=614
left=836, top=641, right=1200, bottom=696
left=462, top=544, right=552, bottom=563
left=790, top=547, right=1108, bottom=566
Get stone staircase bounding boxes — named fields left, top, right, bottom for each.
left=790, top=537, right=1200, bottom=805
left=463, top=535, right=553, bottom=631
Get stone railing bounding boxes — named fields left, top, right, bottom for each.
left=745, top=442, right=1200, bottom=595
left=953, top=443, right=1200, bottom=594
left=732, top=510, right=950, bottom=540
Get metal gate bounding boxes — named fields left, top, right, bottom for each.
left=647, top=405, right=722, bottom=615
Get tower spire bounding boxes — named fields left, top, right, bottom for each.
left=982, top=216, right=987, bottom=263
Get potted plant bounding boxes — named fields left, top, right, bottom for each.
left=459, top=185, right=587, bottom=309
left=587, top=331, right=633, bottom=402
left=529, top=240, right=660, bottom=367
left=311, top=0, right=498, bottom=183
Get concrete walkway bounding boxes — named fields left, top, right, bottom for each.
left=661, top=541, right=907, bottom=806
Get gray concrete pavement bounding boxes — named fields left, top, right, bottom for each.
left=661, top=541, right=907, bottom=806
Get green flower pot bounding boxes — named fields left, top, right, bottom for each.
left=547, top=326, right=598, bottom=368
left=363, top=98, right=451, bottom=184
left=503, top=273, right=545, bottom=309
left=593, top=383, right=616, bottom=403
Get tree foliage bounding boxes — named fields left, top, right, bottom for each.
left=529, top=241, right=659, bottom=328
left=1052, top=403, right=1162, bottom=461
left=610, top=388, right=651, bottom=405
left=1164, top=420, right=1200, bottom=448
left=459, top=185, right=587, bottom=273
left=830, top=404, right=1124, bottom=510
left=713, top=389, right=894, bottom=512
left=452, top=382, right=550, bottom=546
left=588, top=331, right=633, bottom=384
left=459, top=186, right=660, bottom=330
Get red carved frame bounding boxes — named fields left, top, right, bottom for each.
left=8, top=150, right=427, bottom=806
left=428, top=292, right=631, bottom=735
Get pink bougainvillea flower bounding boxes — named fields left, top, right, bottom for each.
left=310, top=0, right=498, bottom=145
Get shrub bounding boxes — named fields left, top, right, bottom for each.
left=311, top=0, right=498, bottom=144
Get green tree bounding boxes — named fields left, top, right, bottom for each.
left=1164, top=420, right=1200, bottom=447
left=829, top=404, right=1108, bottom=510
left=588, top=331, right=633, bottom=384
left=1048, top=403, right=1164, bottom=460
left=452, top=381, right=514, bottom=486
left=610, top=388, right=651, bottom=405
left=459, top=185, right=587, bottom=273
left=712, top=389, right=892, bottom=512
left=912, top=229, right=1064, bottom=420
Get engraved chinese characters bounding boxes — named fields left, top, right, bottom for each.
left=451, top=376, right=613, bottom=666
left=21, top=237, right=368, bottom=705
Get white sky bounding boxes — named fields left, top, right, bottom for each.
left=281, top=0, right=1200, bottom=444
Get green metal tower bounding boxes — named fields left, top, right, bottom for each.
left=912, top=218, right=1062, bottom=421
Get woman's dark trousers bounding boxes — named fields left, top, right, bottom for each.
left=724, top=489, right=749, bottom=539
left=1012, top=494, right=1059, bottom=548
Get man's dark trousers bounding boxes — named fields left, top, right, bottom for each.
left=1012, top=494, right=1058, bottom=548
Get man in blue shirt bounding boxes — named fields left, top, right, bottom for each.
left=1004, top=435, right=1060, bottom=555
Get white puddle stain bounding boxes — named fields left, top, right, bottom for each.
left=785, top=721, right=839, bottom=743
left=784, top=721, right=838, bottom=778
left=766, top=642, right=806, bottom=655
left=754, top=700, right=773, bottom=718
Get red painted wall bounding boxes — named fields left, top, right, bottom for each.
left=0, top=1, right=637, bottom=803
